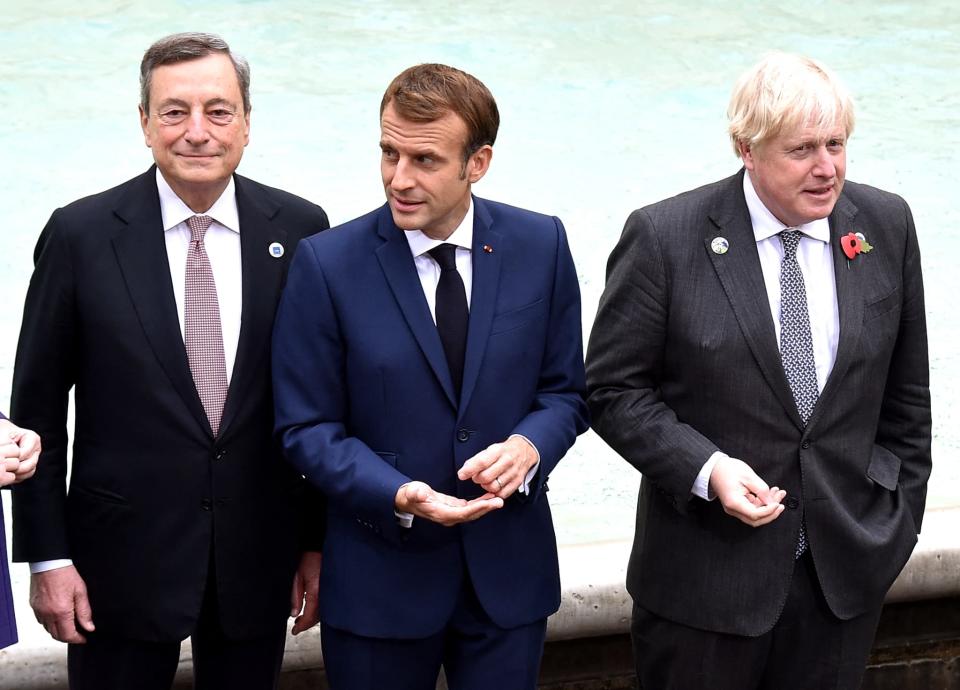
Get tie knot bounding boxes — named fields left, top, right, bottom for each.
left=428, top=243, right=459, bottom=271
left=188, top=215, right=214, bottom=243
left=779, top=229, right=802, bottom=258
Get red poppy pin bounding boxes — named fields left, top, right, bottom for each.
left=840, top=232, right=873, bottom=262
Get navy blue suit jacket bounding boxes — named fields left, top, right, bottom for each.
left=273, top=197, right=588, bottom=638
left=0, top=411, right=16, bottom=649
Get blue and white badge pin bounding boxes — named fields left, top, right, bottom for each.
left=711, top=237, right=729, bottom=255
left=268, top=242, right=284, bottom=258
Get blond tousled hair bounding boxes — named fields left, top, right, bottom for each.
left=728, top=52, right=855, bottom=157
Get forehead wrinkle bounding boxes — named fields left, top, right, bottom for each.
left=381, top=110, right=466, bottom=152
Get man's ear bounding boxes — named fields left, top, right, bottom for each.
left=139, top=104, right=152, bottom=148
left=466, top=145, right=493, bottom=184
left=738, top=139, right=756, bottom=170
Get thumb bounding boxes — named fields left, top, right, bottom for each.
left=290, top=575, right=304, bottom=616
left=740, top=471, right=771, bottom=499
left=74, top=588, right=95, bottom=632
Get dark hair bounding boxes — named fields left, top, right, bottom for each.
left=140, top=32, right=250, bottom=114
left=381, top=63, right=499, bottom=162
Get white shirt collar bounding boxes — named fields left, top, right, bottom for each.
left=155, top=168, right=240, bottom=234
left=404, top=199, right=474, bottom=257
left=743, top=171, right=830, bottom=243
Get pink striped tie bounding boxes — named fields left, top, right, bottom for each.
left=185, top=215, right=229, bottom=436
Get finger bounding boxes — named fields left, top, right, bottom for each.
left=18, top=433, right=41, bottom=461
left=53, top=613, right=86, bottom=644
left=750, top=503, right=786, bottom=526
left=740, top=473, right=772, bottom=499
left=724, top=495, right=781, bottom=523
left=424, top=496, right=503, bottom=525
left=1, top=471, right=16, bottom=486
left=458, top=445, right=500, bottom=480
left=15, top=455, right=38, bottom=476
left=292, top=590, right=320, bottom=635
left=483, top=473, right=518, bottom=499
left=475, top=456, right=516, bottom=487
left=2, top=457, right=18, bottom=471
left=1, top=443, right=19, bottom=460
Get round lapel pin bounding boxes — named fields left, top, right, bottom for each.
left=268, top=242, right=285, bottom=258
left=711, top=237, right=729, bottom=255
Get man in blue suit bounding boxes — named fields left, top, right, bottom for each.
left=1, top=413, right=41, bottom=649
left=273, top=63, right=588, bottom=689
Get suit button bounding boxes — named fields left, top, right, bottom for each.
left=214, top=449, right=226, bottom=461
left=201, top=499, right=212, bottom=511
left=457, top=429, right=470, bottom=442
left=786, top=497, right=799, bottom=509
left=801, top=441, right=810, bottom=449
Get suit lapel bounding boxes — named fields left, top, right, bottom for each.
left=806, top=194, right=861, bottom=430
left=706, top=172, right=805, bottom=430
left=374, top=205, right=458, bottom=408
left=110, top=168, right=211, bottom=434
left=217, top=175, right=287, bottom=438
left=459, top=198, right=502, bottom=415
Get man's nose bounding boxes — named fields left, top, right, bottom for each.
left=390, top=157, right=414, bottom=191
left=183, top=110, right=210, bottom=144
left=812, top=147, right=836, bottom=178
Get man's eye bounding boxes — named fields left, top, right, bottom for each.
left=159, top=109, right=186, bottom=121
left=381, top=149, right=398, bottom=161
left=208, top=109, right=235, bottom=122
left=417, top=155, right=435, bottom=165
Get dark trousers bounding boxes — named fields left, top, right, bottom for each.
left=631, top=552, right=883, bottom=690
left=68, top=566, right=287, bottom=690
left=321, top=576, right=547, bottom=690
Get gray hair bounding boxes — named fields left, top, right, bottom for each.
left=140, top=32, right=251, bottom=115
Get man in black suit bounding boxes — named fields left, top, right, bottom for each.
left=1, top=413, right=40, bottom=650
left=586, top=53, right=931, bottom=689
left=11, top=33, right=328, bottom=689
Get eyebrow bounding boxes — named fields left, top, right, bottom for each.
left=155, top=97, right=236, bottom=110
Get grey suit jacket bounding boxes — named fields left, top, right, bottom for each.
left=586, top=170, right=931, bottom=636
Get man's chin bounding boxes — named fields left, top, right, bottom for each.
left=389, top=209, right=421, bottom=232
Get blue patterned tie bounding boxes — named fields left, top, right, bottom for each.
left=778, top=229, right=819, bottom=558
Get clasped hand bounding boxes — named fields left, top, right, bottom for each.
left=0, top=419, right=41, bottom=486
left=709, top=455, right=786, bottom=527
left=393, top=436, right=538, bottom=526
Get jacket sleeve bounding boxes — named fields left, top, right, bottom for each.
left=272, top=238, right=412, bottom=542
left=874, top=197, right=931, bottom=533
left=10, top=210, right=77, bottom=561
left=585, top=209, right=719, bottom=510
left=509, top=217, right=589, bottom=497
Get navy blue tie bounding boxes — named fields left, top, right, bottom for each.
left=428, top=244, right=468, bottom=398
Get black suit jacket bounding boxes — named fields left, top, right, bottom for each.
left=11, top=167, right=329, bottom=641
left=586, top=171, right=931, bottom=636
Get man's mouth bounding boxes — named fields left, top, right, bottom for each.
left=804, top=185, right=834, bottom=198
left=391, top=196, right=423, bottom=212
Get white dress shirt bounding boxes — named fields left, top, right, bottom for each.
left=692, top=171, right=840, bottom=499
left=159, top=170, right=243, bottom=383
left=32, top=172, right=244, bottom=573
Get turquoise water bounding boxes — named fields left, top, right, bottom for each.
left=1, top=1, right=957, bottom=558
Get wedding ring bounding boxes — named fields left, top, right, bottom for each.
left=495, top=477, right=503, bottom=491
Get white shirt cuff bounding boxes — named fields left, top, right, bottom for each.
left=692, top=451, right=728, bottom=500
left=30, top=559, right=73, bottom=574
left=509, top=434, right=540, bottom=495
